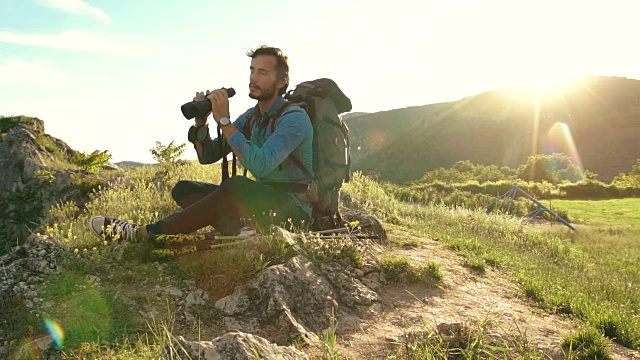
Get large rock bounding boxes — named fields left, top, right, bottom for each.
left=341, top=207, right=387, bottom=244
left=174, top=331, right=308, bottom=360
left=0, top=234, right=65, bottom=345
left=0, top=234, right=64, bottom=297
left=215, top=229, right=383, bottom=345
left=0, top=116, right=102, bottom=244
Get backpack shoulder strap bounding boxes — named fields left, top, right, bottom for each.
left=269, top=100, right=313, bottom=178
left=243, top=114, right=255, bottom=138
left=267, top=100, right=298, bottom=133
left=289, top=152, right=314, bottom=179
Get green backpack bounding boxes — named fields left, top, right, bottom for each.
left=236, top=78, right=352, bottom=230
left=285, top=78, right=352, bottom=230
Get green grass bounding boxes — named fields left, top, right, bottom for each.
left=388, top=320, right=613, bottom=360
left=344, top=172, right=640, bottom=351
left=541, top=199, right=640, bottom=348
left=6, top=161, right=301, bottom=356
left=6, top=164, right=640, bottom=357
left=38, top=271, right=142, bottom=349
left=550, top=198, right=640, bottom=227
left=0, top=115, right=20, bottom=133
left=320, top=309, right=339, bottom=360
left=389, top=234, right=421, bottom=247
left=564, top=327, right=612, bottom=360
left=462, top=255, right=487, bottom=274
left=548, top=198, right=640, bottom=276
left=379, top=255, right=443, bottom=286
left=390, top=319, right=550, bottom=359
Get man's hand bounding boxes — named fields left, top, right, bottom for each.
left=206, top=88, right=231, bottom=124
left=193, top=91, right=211, bottom=127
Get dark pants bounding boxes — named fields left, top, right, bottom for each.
left=146, top=176, right=310, bottom=236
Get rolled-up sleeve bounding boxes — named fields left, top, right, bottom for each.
left=228, top=109, right=309, bottom=177
left=197, top=137, right=222, bottom=164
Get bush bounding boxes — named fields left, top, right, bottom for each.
left=559, top=180, right=640, bottom=198
left=611, top=159, right=640, bottom=188
left=71, top=150, right=112, bottom=172
left=0, top=116, right=20, bottom=133
left=417, top=160, right=517, bottom=184
left=150, top=141, right=186, bottom=164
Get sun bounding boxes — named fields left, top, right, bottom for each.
left=506, top=63, right=585, bottom=96
left=523, top=69, right=575, bottom=92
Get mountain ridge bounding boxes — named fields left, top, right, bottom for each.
left=346, top=75, right=640, bottom=183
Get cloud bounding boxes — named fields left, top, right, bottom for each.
left=0, top=29, right=146, bottom=55
left=38, top=0, right=112, bottom=23
left=0, top=58, right=70, bottom=85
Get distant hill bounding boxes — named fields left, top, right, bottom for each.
left=346, top=76, right=640, bottom=183
left=115, top=161, right=150, bottom=168
left=342, top=112, right=370, bottom=120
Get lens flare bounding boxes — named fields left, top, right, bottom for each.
left=544, top=122, right=583, bottom=171
left=42, top=317, right=64, bottom=349
left=366, top=130, right=386, bottom=147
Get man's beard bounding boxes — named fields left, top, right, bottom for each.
left=249, top=82, right=278, bottom=100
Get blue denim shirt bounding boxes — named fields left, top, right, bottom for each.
left=197, top=97, right=314, bottom=216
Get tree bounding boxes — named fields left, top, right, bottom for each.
left=516, top=153, right=584, bottom=184
left=150, top=141, right=186, bottom=164
left=611, top=159, right=640, bottom=188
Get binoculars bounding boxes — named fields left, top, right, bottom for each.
left=180, top=88, right=236, bottom=120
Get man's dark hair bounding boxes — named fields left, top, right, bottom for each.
left=247, top=46, right=290, bottom=95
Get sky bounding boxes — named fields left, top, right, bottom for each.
left=1, top=0, right=639, bottom=163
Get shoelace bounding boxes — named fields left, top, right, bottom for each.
left=107, top=219, right=136, bottom=240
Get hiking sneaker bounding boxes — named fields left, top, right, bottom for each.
left=237, top=226, right=256, bottom=236
left=89, top=216, right=138, bottom=241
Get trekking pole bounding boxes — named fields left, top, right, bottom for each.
left=310, top=234, right=379, bottom=240
left=303, top=223, right=373, bottom=237
left=304, top=227, right=350, bottom=236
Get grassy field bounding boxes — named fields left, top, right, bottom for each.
left=345, top=173, right=640, bottom=353
left=3, top=164, right=639, bottom=358
left=550, top=198, right=640, bottom=228
left=548, top=198, right=640, bottom=283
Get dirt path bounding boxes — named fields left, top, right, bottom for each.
left=334, top=230, right=640, bottom=359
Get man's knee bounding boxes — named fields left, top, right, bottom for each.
left=171, top=180, right=195, bottom=203
left=218, top=176, right=254, bottom=194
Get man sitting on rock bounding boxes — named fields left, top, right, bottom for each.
left=89, top=46, right=314, bottom=240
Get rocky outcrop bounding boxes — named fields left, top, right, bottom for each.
left=175, top=332, right=308, bottom=360
left=216, top=256, right=369, bottom=344
left=0, top=234, right=65, bottom=346
left=0, top=116, right=112, bottom=245
left=0, top=117, right=76, bottom=192
left=213, top=229, right=385, bottom=346
left=0, top=226, right=388, bottom=358
left=0, top=117, right=67, bottom=243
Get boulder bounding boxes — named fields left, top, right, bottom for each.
left=214, top=229, right=383, bottom=345
left=0, top=116, right=107, bottom=245
left=174, top=331, right=308, bottom=360
left=0, top=234, right=65, bottom=345
left=341, top=207, right=387, bottom=244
